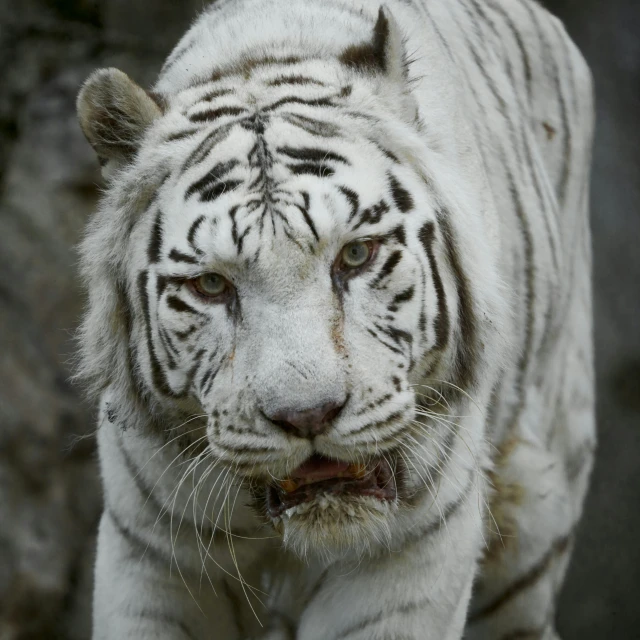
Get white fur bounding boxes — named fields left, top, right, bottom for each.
left=76, top=1, right=595, bottom=638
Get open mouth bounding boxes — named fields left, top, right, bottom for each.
left=266, top=454, right=397, bottom=518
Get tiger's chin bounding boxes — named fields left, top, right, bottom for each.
left=265, top=455, right=400, bottom=560
left=276, top=493, right=397, bottom=560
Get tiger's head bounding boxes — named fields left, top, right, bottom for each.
left=76, top=8, right=507, bottom=559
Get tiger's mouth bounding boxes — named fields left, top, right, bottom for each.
left=266, top=454, right=398, bottom=518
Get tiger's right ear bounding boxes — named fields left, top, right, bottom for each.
left=77, top=68, right=163, bottom=180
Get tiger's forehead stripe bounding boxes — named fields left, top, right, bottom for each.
left=145, top=83, right=417, bottom=267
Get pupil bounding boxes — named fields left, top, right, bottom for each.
left=204, top=275, right=220, bottom=291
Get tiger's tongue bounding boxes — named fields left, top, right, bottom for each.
left=290, top=455, right=350, bottom=482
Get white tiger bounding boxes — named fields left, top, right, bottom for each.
left=75, top=0, right=595, bottom=638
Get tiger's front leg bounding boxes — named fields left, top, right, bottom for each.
left=294, top=472, right=485, bottom=640
left=92, top=409, right=274, bottom=640
left=92, top=511, right=242, bottom=640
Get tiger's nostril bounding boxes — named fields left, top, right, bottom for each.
left=266, top=400, right=346, bottom=438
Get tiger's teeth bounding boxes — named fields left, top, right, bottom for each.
left=348, top=463, right=368, bottom=479
left=280, top=479, right=299, bottom=493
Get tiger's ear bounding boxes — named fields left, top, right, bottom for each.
left=77, top=68, right=163, bottom=180
left=340, top=6, right=410, bottom=84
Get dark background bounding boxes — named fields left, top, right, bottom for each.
left=0, top=1, right=638, bottom=638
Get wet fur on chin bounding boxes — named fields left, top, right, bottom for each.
left=274, top=493, right=397, bottom=561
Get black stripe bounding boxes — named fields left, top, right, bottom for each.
left=549, top=21, right=573, bottom=208
left=187, top=215, right=206, bottom=254
left=504, top=169, right=535, bottom=432
left=266, top=75, right=326, bottom=87
left=159, top=329, right=177, bottom=370
left=277, top=146, right=349, bottom=165
left=419, top=222, right=449, bottom=350
left=370, top=249, right=402, bottom=288
left=200, top=88, right=234, bottom=101
left=160, top=327, right=179, bottom=357
left=352, top=199, right=390, bottom=231
left=522, top=1, right=572, bottom=207
left=367, top=328, right=404, bottom=356
left=213, top=440, right=281, bottom=455
left=389, top=224, right=406, bottom=245
left=203, top=364, right=221, bottom=396
left=401, top=472, right=473, bottom=545
left=155, top=274, right=171, bottom=298
left=520, top=120, right=560, bottom=273
left=423, top=3, right=456, bottom=64
left=199, top=354, right=220, bottom=393
left=392, top=286, right=415, bottom=305
left=181, top=123, right=234, bottom=173
left=281, top=113, right=340, bottom=138
left=388, top=174, right=414, bottom=213
left=166, top=295, right=199, bottom=315
left=168, top=248, right=198, bottom=264
left=138, top=270, right=177, bottom=397
left=379, top=146, right=400, bottom=163
left=334, top=595, right=431, bottom=640
left=166, top=128, right=200, bottom=142
left=338, top=186, right=359, bottom=222
left=346, top=409, right=407, bottom=437
left=174, top=325, right=198, bottom=341
left=232, top=54, right=303, bottom=77
left=185, top=159, right=240, bottom=200
left=455, top=3, right=530, bottom=177
left=468, top=534, right=572, bottom=622
left=106, top=506, right=169, bottom=567
left=264, top=95, right=336, bottom=112
left=116, top=435, right=167, bottom=520
left=457, top=4, right=507, bottom=112
left=147, top=210, right=163, bottom=263
left=388, top=285, right=415, bottom=312
left=437, top=210, right=478, bottom=399
left=115, top=280, right=139, bottom=397
left=485, top=0, right=533, bottom=102
left=356, top=393, right=394, bottom=415
left=288, top=163, right=334, bottom=178
left=299, top=191, right=319, bottom=241
left=201, top=180, right=242, bottom=202
left=374, top=322, right=413, bottom=346
left=189, top=105, right=245, bottom=123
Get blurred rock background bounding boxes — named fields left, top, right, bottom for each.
left=0, top=1, right=637, bottom=638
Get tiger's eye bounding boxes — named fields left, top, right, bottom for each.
left=341, top=241, right=371, bottom=269
left=192, top=273, right=227, bottom=298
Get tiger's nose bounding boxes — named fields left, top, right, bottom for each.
left=266, top=400, right=346, bottom=438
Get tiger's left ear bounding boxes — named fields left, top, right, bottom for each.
left=340, top=6, right=410, bottom=84
left=77, top=68, right=163, bottom=180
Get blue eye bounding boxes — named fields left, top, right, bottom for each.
left=340, top=241, right=372, bottom=268
left=190, top=273, right=228, bottom=298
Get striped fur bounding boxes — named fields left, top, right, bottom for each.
left=75, top=1, right=595, bottom=638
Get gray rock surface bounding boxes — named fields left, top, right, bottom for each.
left=0, top=1, right=637, bottom=638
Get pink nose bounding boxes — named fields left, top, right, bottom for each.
left=266, top=401, right=345, bottom=438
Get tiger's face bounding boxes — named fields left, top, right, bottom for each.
left=77, top=18, right=491, bottom=558
left=131, top=96, right=445, bottom=555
